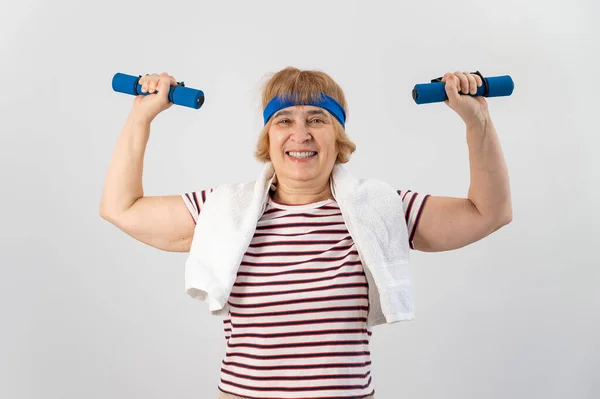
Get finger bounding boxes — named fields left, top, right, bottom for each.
left=153, top=76, right=164, bottom=94
left=142, top=73, right=159, bottom=92
left=464, top=72, right=477, bottom=95
left=453, top=71, right=465, bottom=93
left=440, top=72, right=453, bottom=84
left=140, top=75, right=148, bottom=92
left=473, top=73, right=483, bottom=87
left=455, top=71, right=469, bottom=94
left=147, top=73, right=158, bottom=91
left=149, top=76, right=161, bottom=93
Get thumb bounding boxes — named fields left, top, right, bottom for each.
left=158, top=76, right=172, bottom=101
left=442, top=74, right=460, bottom=104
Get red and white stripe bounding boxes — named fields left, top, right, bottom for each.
left=181, top=189, right=429, bottom=398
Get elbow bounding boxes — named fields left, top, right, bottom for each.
left=99, top=196, right=110, bottom=220
left=99, top=197, right=140, bottom=222
left=99, top=205, right=108, bottom=220
left=485, top=209, right=512, bottom=235
left=502, top=207, right=513, bottom=225
left=99, top=208, right=113, bottom=222
left=99, top=199, right=128, bottom=222
left=489, top=202, right=513, bottom=227
left=99, top=204, right=118, bottom=223
left=99, top=201, right=111, bottom=220
left=493, top=210, right=513, bottom=231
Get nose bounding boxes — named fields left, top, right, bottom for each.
left=290, top=121, right=312, bottom=143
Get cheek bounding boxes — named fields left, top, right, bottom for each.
left=323, top=136, right=338, bottom=154
left=268, top=133, right=285, bottom=156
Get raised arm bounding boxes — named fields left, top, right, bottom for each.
left=99, top=73, right=196, bottom=252
left=99, top=115, right=196, bottom=252
left=412, top=72, right=512, bottom=252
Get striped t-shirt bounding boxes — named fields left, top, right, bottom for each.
left=181, top=188, right=429, bottom=399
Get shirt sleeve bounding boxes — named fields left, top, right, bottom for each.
left=180, top=188, right=214, bottom=224
left=397, top=190, right=431, bottom=250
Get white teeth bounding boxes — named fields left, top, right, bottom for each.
left=288, top=151, right=316, bottom=158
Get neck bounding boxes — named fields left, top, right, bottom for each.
left=271, top=176, right=333, bottom=205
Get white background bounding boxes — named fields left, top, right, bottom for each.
left=1, top=0, right=598, bottom=398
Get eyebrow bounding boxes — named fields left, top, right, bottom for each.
left=272, top=109, right=329, bottom=119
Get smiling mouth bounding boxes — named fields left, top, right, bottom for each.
left=286, top=151, right=318, bottom=159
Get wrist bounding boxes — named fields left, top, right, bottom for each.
left=123, top=115, right=152, bottom=144
left=127, top=109, right=154, bottom=126
left=465, top=111, right=491, bottom=131
left=126, top=115, right=152, bottom=132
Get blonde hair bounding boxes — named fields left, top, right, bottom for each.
left=254, top=67, right=356, bottom=164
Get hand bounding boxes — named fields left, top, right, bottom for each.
left=441, top=71, right=489, bottom=127
left=129, top=72, right=178, bottom=123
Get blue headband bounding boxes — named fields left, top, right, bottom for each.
left=263, top=93, right=346, bottom=128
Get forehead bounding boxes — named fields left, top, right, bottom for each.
left=272, top=105, right=329, bottom=118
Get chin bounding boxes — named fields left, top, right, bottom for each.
left=289, top=169, right=319, bottom=180
left=281, top=165, right=320, bottom=180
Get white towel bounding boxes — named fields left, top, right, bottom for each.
left=184, top=162, right=415, bottom=328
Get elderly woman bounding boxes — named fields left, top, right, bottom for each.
left=100, top=67, right=512, bottom=399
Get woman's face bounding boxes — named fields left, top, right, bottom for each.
left=268, top=105, right=338, bottom=185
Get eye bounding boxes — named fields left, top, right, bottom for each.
left=278, top=119, right=291, bottom=124
left=310, top=118, right=324, bottom=123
